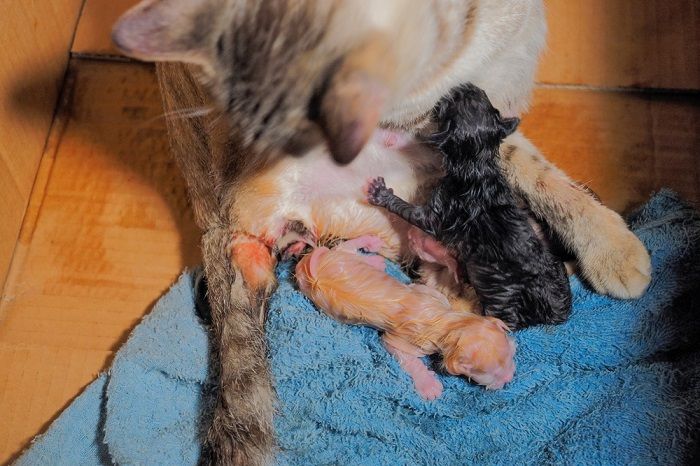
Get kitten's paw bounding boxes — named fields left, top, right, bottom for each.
left=414, top=370, right=443, bottom=401
left=578, top=215, right=651, bottom=299
left=366, top=177, right=393, bottom=206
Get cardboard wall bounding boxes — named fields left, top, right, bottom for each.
left=0, top=0, right=85, bottom=289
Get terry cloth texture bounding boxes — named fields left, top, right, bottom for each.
left=16, top=191, right=700, bottom=465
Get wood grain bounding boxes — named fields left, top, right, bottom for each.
left=0, top=59, right=200, bottom=464
left=73, top=0, right=700, bottom=90
left=72, top=0, right=138, bottom=56
left=538, top=0, right=700, bottom=90
left=0, top=0, right=85, bottom=290
left=521, top=87, right=700, bottom=213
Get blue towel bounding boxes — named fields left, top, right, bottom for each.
left=16, top=191, right=700, bottom=465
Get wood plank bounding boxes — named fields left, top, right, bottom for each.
left=0, top=59, right=200, bottom=464
left=0, top=0, right=85, bottom=290
left=538, top=0, right=700, bottom=89
left=521, top=87, right=700, bottom=213
left=72, top=0, right=138, bottom=56
left=73, top=0, right=700, bottom=90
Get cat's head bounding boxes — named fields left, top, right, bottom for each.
left=429, top=83, right=519, bottom=156
left=113, top=0, right=435, bottom=164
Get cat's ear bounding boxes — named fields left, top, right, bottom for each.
left=499, top=117, right=520, bottom=138
left=112, top=0, right=216, bottom=64
left=312, top=36, right=396, bottom=165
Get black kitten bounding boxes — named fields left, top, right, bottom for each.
left=367, top=83, right=572, bottom=329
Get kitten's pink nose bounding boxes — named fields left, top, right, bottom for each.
left=374, top=129, right=412, bottom=149
left=499, top=367, right=514, bottom=386
left=486, top=363, right=515, bottom=390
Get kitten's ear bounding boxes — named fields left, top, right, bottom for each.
left=313, top=36, right=396, bottom=165
left=499, top=117, right=520, bottom=138
left=112, top=0, right=216, bottom=64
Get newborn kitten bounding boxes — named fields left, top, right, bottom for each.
left=368, top=84, right=572, bottom=329
left=295, top=235, right=515, bottom=400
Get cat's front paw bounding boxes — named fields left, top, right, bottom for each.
left=366, top=177, right=393, bottom=206
left=577, top=212, right=651, bottom=299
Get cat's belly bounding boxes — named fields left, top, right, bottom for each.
left=231, top=132, right=439, bottom=259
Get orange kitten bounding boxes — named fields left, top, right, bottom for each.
left=295, top=236, right=515, bottom=400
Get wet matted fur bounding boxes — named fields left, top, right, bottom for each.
left=368, top=83, right=572, bottom=330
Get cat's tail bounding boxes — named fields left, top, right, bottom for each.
left=198, top=227, right=277, bottom=466
left=157, top=62, right=277, bottom=466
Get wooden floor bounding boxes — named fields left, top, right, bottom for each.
left=0, top=57, right=698, bottom=463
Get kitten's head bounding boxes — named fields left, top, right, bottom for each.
left=113, top=0, right=425, bottom=164
left=429, top=83, right=519, bottom=154
left=442, top=316, right=516, bottom=390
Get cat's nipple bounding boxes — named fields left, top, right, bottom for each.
left=374, top=129, right=412, bottom=150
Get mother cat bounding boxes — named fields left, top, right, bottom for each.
left=113, top=1, right=651, bottom=464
